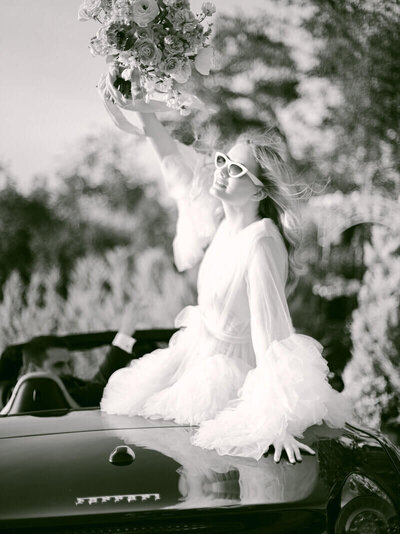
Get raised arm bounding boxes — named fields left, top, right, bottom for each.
left=102, top=97, right=220, bottom=270
left=102, top=99, right=193, bottom=190
left=134, top=112, right=179, bottom=160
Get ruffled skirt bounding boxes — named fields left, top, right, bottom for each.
left=101, top=306, right=255, bottom=425
left=101, top=307, right=352, bottom=461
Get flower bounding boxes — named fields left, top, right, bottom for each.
left=163, top=0, right=189, bottom=7
left=106, top=22, right=135, bottom=50
left=89, top=27, right=111, bottom=56
left=182, top=20, right=198, bottom=33
left=185, top=28, right=204, bottom=49
left=194, top=45, right=213, bottom=75
left=201, top=2, right=216, bottom=16
left=173, top=0, right=190, bottom=8
left=131, top=0, right=160, bottom=27
left=134, top=39, right=162, bottom=65
left=78, top=0, right=102, bottom=21
left=169, top=10, right=186, bottom=28
left=121, top=67, right=134, bottom=80
left=164, top=56, right=191, bottom=83
left=134, top=27, right=154, bottom=40
left=164, top=35, right=185, bottom=55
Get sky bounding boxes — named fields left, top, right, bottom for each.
left=0, top=0, right=267, bottom=189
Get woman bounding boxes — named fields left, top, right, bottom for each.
left=100, top=102, right=352, bottom=463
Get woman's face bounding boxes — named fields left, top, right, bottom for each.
left=210, top=143, right=262, bottom=206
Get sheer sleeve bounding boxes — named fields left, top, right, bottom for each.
left=160, top=143, right=220, bottom=272
left=191, top=234, right=352, bottom=461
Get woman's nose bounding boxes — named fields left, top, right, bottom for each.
left=220, top=166, right=229, bottom=178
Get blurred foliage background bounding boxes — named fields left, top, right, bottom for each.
left=1, top=0, right=399, bottom=438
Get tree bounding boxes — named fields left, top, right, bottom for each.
left=303, top=0, right=400, bottom=188
left=0, top=131, right=175, bottom=296
left=166, top=10, right=303, bottom=160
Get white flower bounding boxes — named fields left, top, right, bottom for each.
left=78, top=0, right=102, bottom=21
left=131, top=0, right=160, bottom=27
left=164, top=57, right=192, bottom=84
left=201, top=2, right=216, bottom=16
left=194, top=46, right=214, bottom=75
left=134, top=39, right=162, bottom=65
left=172, top=61, right=191, bottom=83
left=121, top=68, right=134, bottom=81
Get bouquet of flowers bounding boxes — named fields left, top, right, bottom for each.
left=78, top=0, right=216, bottom=115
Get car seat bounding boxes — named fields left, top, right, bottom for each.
left=0, top=372, right=79, bottom=415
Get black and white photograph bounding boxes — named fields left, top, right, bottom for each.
left=0, top=0, right=399, bottom=532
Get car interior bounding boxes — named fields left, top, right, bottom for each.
left=0, top=329, right=177, bottom=416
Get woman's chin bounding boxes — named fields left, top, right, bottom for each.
left=210, top=184, right=227, bottom=199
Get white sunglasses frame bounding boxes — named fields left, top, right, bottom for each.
left=214, top=152, right=264, bottom=187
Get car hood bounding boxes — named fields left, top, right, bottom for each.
left=0, top=409, right=373, bottom=525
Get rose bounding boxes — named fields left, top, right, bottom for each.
left=134, top=38, right=162, bottom=65
left=106, top=23, right=135, bottom=51
left=201, top=2, right=216, bottom=16
left=180, top=10, right=198, bottom=32
left=194, top=45, right=214, bottom=75
left=131, top=0, right=160, bottom=27
left=164, top=35, right=185, bottom=55
left=164, top=56, right=191, bottom=83
left=134, top=27, right=154, bottom=40
left=78, top=0, right=102, bottom=21
left=170, top=10, right=186, bottom=28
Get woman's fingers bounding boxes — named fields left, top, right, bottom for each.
left=298, top=442, right=316, bottom=456
left=293, top=443, right=302, bottom=462
left=284, top=445, right=296, bottom=464
left=273, top=438, right=315, bottom=463
left=273, top=443, right=282, bottom=463
left=103, top=99, right=144, bottom=136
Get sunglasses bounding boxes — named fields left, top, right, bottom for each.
left=214, top=152, right=264, bottom=187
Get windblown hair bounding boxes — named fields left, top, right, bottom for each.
left=235, top=130, right=310, bottom=296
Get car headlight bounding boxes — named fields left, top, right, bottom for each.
left=334, top=473, right=399, bottom=534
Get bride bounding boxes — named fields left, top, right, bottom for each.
left=100, top=100, right=352, bottom=464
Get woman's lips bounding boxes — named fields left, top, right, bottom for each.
left=214, top=179, right=227, bottom=190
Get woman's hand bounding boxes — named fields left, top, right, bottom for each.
left=118, top=301, right=138, bottom=337
left=272, top=434, right=315, bottom=464
left=102, top=98, right=146, bottom=136
left=98, top=71, right=170, bottom=136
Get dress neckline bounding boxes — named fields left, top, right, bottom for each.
left=221, top=217, right=274, bottom=239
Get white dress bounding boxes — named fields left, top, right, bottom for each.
left=101, top=145, right=352, bottom=461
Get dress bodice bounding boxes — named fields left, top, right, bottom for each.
left=196, top=218, right=290, bottom=344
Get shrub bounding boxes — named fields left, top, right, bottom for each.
left=344, top=224, right=400, bottom=430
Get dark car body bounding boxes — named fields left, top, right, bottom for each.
left=0, top=331, right=400, bottom=533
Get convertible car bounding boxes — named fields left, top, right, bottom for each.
left=0, top=330, right=399, bottom=534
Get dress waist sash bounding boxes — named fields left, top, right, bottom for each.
left=175, top=305, right=252, bottom=345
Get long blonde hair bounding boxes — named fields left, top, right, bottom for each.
left=235, top=130, right=309, bottom=296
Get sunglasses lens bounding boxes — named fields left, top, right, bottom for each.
left=215, top=154, right=226, bottom=167
left=229, top=163, right=244, bottom=177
